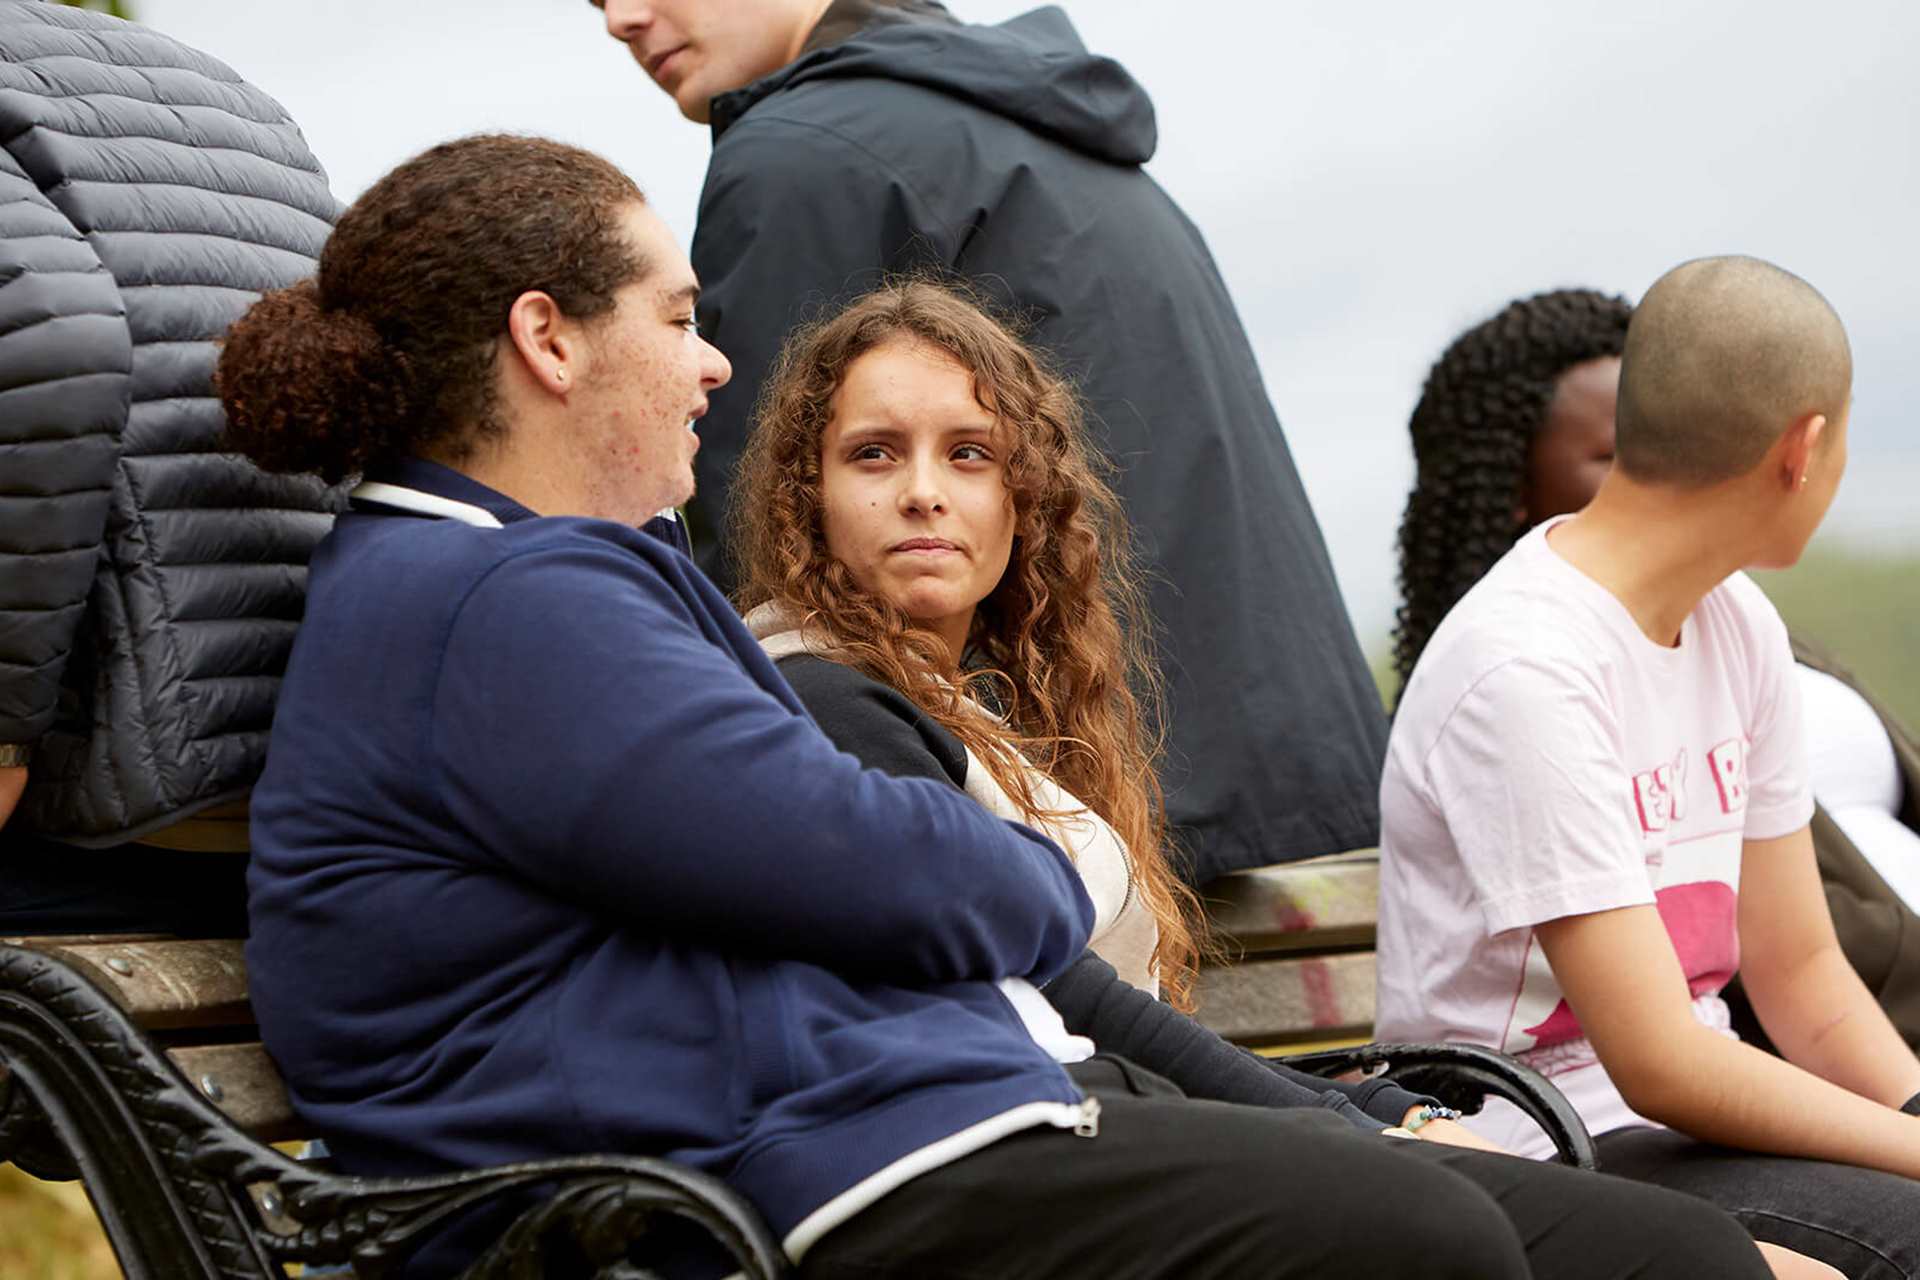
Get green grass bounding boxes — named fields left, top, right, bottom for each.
left=1367, top=541, right=1919, bottom=728
left=1752, top=544, right=1919, bottom=730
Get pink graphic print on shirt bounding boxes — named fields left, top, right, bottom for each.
left=1708, top=738, right=1749, bottom=814
left=1502, top=741, right=1745, bottom=1062
left=1513, top=880, right=1739, bottom=1053
left=1632, top=750, right=1688, bottom=833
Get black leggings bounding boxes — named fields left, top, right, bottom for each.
left=799, top=1057, right=1769, bottom=1280
left=1601, top=1125, right=1920, bottom=1280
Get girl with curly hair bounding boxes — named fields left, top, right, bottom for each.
left=732, top=278, right=1196, bottom=1005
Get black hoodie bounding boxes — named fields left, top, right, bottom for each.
left=692, top=5, right=1387, bottom=881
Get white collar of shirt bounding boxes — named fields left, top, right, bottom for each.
left=350, top=480, right=504, bottom=528
left=349, top=480, right=679, bottom=530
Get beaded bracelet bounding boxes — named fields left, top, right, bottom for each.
left=1404, top=1104, right=1463, bottom=1133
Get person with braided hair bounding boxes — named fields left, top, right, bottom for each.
left=1391, top=288, right=1633, bottom=696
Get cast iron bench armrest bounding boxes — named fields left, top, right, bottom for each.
left=252, top=1152, right=788, bottom=1279
left=1276, top=1041, right=1598, bottom=1170
left=0, top=940, right=788, bottom=1278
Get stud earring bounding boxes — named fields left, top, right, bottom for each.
left=556, top=368, right=567, bottom=384
left=1799, top=473, right=1808, bottom=489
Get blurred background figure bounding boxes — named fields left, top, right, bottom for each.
left=0, top=0, right=338, bottom=935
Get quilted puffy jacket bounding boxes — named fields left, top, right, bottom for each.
left=0, top=1, right=340, bottom=845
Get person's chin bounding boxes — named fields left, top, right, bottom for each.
left=891, top=583, right=960, bottom=619
left=675, top=82, right=714, bottom=124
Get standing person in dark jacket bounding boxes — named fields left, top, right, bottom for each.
left=0, top=1, right=338, bottom=935
left=217, top=132, right=1796, bottom=1280
left=590, top=0, right=1388, bottom=884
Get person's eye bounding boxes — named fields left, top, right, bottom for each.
left=952, top=443, right=994, bottom=462
left=677, top=316, right=700, bottom=333
left=849, top=443, right=890, bottom=462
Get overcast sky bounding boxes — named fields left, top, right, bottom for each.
left=138, top=0, right=1920, bottom=646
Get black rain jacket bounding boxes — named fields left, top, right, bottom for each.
left=0, top=1, right=338, bottom=844
left=690, top=3, right=1388, bottom=881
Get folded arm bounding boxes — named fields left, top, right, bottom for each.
left=431, top=542, right=1092, bottom=987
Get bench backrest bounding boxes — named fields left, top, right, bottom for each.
left=1193, top=852, right=1379, bottom=1050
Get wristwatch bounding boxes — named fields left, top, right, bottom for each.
left=1403, top=1104, right=1463, bottom=1133
left=0, top=742, right=30, bottom=768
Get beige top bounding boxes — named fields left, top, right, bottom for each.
left=748, top=604, right=1158, bottom=995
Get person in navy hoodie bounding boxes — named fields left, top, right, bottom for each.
left=215, top=133, right=1788, bottom=1280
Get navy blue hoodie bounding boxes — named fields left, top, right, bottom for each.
left=245, top=459, right=1095, bottom=1269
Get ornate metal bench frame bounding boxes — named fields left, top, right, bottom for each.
left=0, top=942, right=785, bottom=1278
left=1, top=935, right=1593, bottom=1278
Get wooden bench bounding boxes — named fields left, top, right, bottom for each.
left=1196, top=850, right=1381, bottom=1051
left=0, top=859, right=1593, bottom=1278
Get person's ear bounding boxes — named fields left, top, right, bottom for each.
left=1778, top=411, right=1828, bottom=493
left=504, top=290, right=579, bottom=397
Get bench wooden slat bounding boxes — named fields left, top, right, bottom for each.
left=1205, top=854, right=1378, bottom=957
left=167, top=1042, right=300, bottom=1143
left=19, top=938, right=251, bottom=1031
left=1192, top=951, right=1375, bottom=1047
left=3, top=932, right=172, bottom=949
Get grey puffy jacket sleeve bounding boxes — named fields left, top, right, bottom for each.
left=0, top=146, right=131, bottom=747
left=0, top=1, right=340, bottom=841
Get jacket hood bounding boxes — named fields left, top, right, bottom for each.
left=711, top=4, right=1156, bottom=166
left=744, top=601, right=833, bottom=661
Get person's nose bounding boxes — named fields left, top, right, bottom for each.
left=898, top=453, right=947, bottom=517
left=698, top=336, right=731, bottom=391
left=602, top=0, right=651, bottom=42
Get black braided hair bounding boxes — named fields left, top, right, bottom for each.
left=1391, top=288, right=1633, bottom=696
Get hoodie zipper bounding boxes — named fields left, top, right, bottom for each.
left=1069, top=1095, right=1101, bottom=1138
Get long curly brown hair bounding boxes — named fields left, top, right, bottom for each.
left=732, top=280, right=1204, bottom=1007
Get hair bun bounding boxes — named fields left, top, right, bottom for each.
left=218, top=279, right=412, bottom=481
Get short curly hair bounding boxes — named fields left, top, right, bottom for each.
left=218, top=134, right=646, bottom=481
left=1391, top=288, right=1632, bottom=694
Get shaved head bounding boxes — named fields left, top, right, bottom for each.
left=1616, top=255, right=1851, bottom=487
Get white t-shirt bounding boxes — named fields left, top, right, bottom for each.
left=1375, top=519, right=1814, bottom=1157
left=1798, top=664, right=1920, bottom=910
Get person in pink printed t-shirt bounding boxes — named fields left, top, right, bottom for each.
left=1377, top=255, right=1920, bottom=1279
